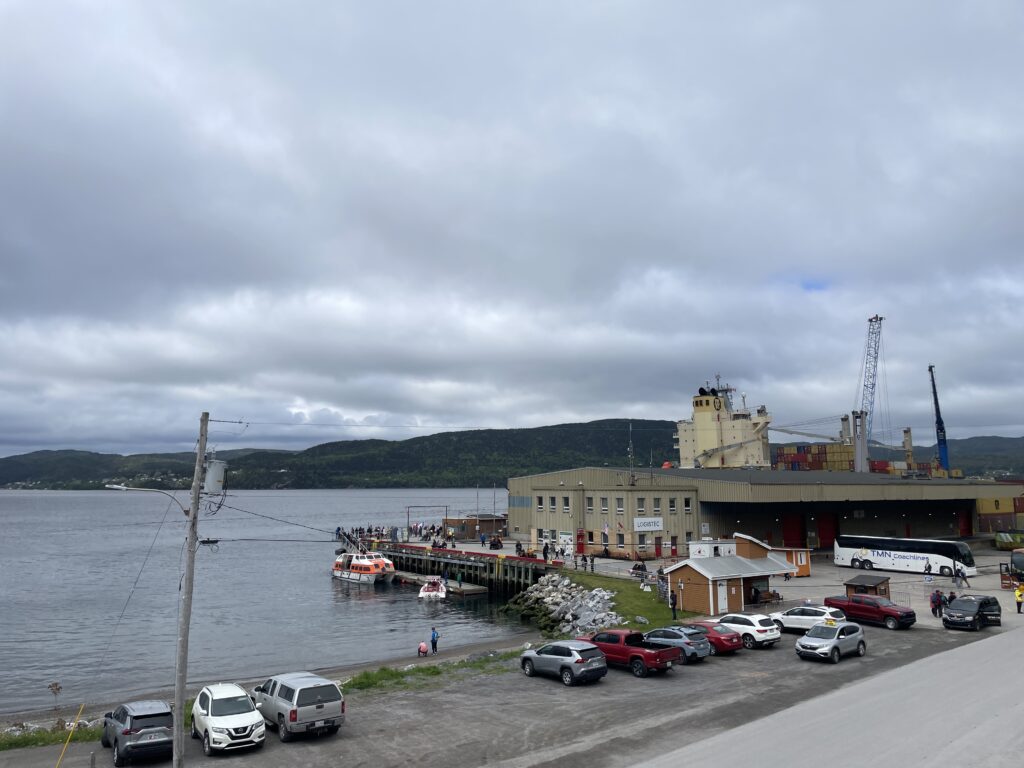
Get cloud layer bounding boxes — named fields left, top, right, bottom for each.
left=2, top=2, right=1023, bottom=457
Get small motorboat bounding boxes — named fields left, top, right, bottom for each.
left=332, top=552, right=387, bottom=583
left=418, top=576, right=447, bottom=600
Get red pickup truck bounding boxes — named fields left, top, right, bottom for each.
left=576, top=629, right=682, bottom=677
left=823, top=594, right=916, bottom=630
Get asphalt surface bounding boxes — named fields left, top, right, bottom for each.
left=2, top=620, right=1000, bottom=768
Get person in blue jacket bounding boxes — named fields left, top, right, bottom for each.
left=430, top=627, right=440, bottom=655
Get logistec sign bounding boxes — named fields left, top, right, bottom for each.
left=633, top=517, right=663, bottom=532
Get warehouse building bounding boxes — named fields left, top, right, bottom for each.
left=506, top=466, right=1024, bottom=557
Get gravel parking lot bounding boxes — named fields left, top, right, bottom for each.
left=4, top=619, right=997, bottom=768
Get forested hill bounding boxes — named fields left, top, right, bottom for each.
left=2, top=423, right=1022, bottom=490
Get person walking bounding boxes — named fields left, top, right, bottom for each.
left=457, top=571, right=463, bottom=590
left=542, top=543, right=549, bottom=562
left=929, top=589, right=942, bottom=618
left=1015, top=583, right=1024, bottom=614
left=443, top=567, right=450, bottom=586
left=956, top=565, right=971, bottom=588
left=670, top=591, right=678, bottom=621
left=430, top=627, right=440, bottom=655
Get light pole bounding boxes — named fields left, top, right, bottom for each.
left=107, top=411, right=209, bottom=768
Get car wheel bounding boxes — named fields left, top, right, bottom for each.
left=278, top=716, right=292, bottom=743
left=522, top=659, right=535, bottom=677
left=974, top=618, right=981, bottom=632
left=203, top=732, right=213, bottom=757
left=630, top=659, right=648, bottom=678
left=707, top=644, right=717, bottom=656
left=884, top=616, right=898, bottom=630
left=862, top=560, right=873, bottom=570
left=112, top=741, right=125, bottom=767
left=101, top=729, right=111, bottom=748
left=942, top=620, right=950, bottom=629
left=830, top=647, right=841, bottom=664
left=191, top=720, right=199, bottom=740
left=741, top=634, right=755, bottom=649
left=561, top=668, right=575, bottom=687
left=857, top=641, right=866, bottom=657
left=679, top=650, right=689, bottom=665
left=773, top=619, right=784, bottom=631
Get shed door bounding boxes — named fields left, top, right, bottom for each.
left=716, top=580, right=728, bottom=614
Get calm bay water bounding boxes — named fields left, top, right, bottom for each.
left=0, top=488, right=523, bottom=715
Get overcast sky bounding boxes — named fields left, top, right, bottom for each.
left=2, top=1, right=1023, bottom=458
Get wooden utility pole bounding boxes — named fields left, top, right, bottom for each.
left=174, top=412, right=209, bottom=768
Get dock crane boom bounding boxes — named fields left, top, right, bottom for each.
left=928, top=364, right=950, bottom=471
left=857, top=315, right=884, bottom=443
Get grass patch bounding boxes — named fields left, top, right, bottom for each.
left=342, top=650, right=521, bottom=695
left=0, top=723, right=103, bottom=752
left=556, top=568, right=696, bottom=629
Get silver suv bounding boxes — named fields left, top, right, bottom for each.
left=100, top=700, right=173, bottom=766
left=795, top=620, right=866, bottom=663
left=252, top=672, right=345, bottom=742
left=520, top=640, right=607, bottom=686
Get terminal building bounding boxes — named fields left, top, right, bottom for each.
left=506, top=466, right=1024, bottom=557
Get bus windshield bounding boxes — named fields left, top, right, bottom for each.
left=1011, top=550, right=1024, bottom=574
left=956, top=543, right=975, bottom=567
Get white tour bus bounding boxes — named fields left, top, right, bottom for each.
left=833, top=534, right=977, bottom=577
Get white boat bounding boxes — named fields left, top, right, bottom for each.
left=332, top=552, right=388, bottom=583
left=365, top=551, right=397, bottom=583
left=418, top=576, right=447, bottom=600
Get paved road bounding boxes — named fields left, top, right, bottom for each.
left=4, top=620, right=1000, bottom=768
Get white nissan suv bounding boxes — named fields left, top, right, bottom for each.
left=191, top=683, right=265, bottom=756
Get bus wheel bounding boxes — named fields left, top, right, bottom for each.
left=851, top=558, right=861, bottom=569
left=861, top=560, right=873, bottom=570
left=939, top=566, right=952, bottom=577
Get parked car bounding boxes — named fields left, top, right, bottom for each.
left=252, top=672, right=345, bottom=742
left=942, top=594, right=1002, bottom=631
left=100, top=700, right=173, bottom=767
left=795, top=620, right=866, bottom=663
left=824, top=594, right=916, bottom=630
left=682, top=621, right=744, bottom=655
left=520, top=640, right=608, bottom=686
left=770, top=605, right=846, bottom=632
left=191, top=682, right=265, bottom=756
left=643, top=627, right=712, bottom=663
left=576, top=629, right=682, bottom=677
left=715, top=613, right=781, bottom=649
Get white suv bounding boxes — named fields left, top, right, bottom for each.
left=716, top=613, right=782, bottom=648
left=191, top=683, right=265, bottom=756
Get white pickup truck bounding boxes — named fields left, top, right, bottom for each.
left=251, top=672, right=345, bottom=742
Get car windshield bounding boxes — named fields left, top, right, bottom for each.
left=210, top=695, right=255, bottom=716
left=296, top=685, right=341, bottom=706
left=685, top=625, right=709, bottom=635
left=132, top=712, right=173, bottom=729
left=711, top=626, right=734, bottom=635
left=806, top=625, right=839, bottom=639
left=756, top=618, right=775, bottom=628
left=948, top=599, right=977, bottom=611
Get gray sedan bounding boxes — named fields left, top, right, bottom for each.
left=520, top=640, right=608, bottom=686
left=643, top=627, right=712, bottom=663
left=795, top=620, right=866, bottom=664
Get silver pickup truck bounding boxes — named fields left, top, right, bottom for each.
left=251, top=672, right=345, bottom=742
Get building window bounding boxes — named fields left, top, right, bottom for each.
left=615, top=497, right=624, bottom=514
left=549, top=528, right=557, bottom=541
left=600, top=497, right=609, bottom=513
left=616, top=533, right=625, bottom=549
left=562, top=496, right=570, bottom=513
left=683, top=497, right=692, bottom=513
left=685, top=531, right=693, bottom=542
left=601, top=531, right=609, bottom=546
left=537, top=528, right=545, bottom=542
left=637, top=497, right=646, bottom=514
left=536, top=496, right=543, bottom=512
left=514, top=526, right=520, bottom=533
left=669, top=498, right=677, bottom=514
left=995, top=500, right=1001, bottom=510
left=653, top=497, right=661, bottom=514
left=638, top=533, right=647, bottom=549
left=587, top=531, right=594, bottom=544
left=549, top=496, right=556, bottom=512
left=586, top=496, right=594, bottom=514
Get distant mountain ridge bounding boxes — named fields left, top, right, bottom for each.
left=1, top=422, right=1022, bottom=490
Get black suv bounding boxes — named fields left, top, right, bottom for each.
left=942, top=594, right=1002, bottom=631
left=100, top=700, right=173, bottom=766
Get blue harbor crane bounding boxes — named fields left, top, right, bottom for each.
left=928, top=364, right=950, bottom=471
